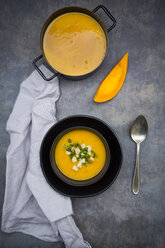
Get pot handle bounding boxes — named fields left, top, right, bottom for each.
left=32, top=55, right=57, bottom=81
left=92, top=5, right=116, bottom=32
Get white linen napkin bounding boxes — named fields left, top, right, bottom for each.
left=1, top=65, right=91, bottom=248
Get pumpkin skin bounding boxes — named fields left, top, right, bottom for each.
left=94, top=53, right=128, bottom=103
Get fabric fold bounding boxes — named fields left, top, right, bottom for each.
left=1, top=66, right=91, bottom=247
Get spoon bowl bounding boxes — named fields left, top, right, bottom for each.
left=131, top=115, right=148, bottom=143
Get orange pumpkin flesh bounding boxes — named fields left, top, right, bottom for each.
left=94, top=52, right=128, bottom=103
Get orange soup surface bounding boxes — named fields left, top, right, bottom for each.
left=43, top=12, right=106, bottom=76
left=55, top=129, right=106, bottom=180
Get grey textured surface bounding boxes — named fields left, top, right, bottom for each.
left=0, top=0, right=165, bottom=247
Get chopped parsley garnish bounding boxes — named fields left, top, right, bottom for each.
left=64, top=140, right=98, bottom=171
left=68, top=138, right=72, bottom=143
left=91, top=150, right=98, bottom=158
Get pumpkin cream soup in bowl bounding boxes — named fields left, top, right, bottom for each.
left=50, top=127, right=110, bottom=186
left=33, top=6, right=117, bottom=80
left=43, top=12, right=106, bottom=76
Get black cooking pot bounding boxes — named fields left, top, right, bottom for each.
left=33, top=5, right=116, bottom=81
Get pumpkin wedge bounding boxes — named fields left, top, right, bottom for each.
left=94, top=52, right=128, bottom=102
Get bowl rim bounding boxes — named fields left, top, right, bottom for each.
left=49, top=126, right=111, bottom=186
left=40, top=115, right=123, bottom=197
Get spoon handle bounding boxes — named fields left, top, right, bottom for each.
left=132, top=142, right=140, bottom=194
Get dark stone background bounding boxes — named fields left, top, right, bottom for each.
left=0, top=0, right=165, bottom=247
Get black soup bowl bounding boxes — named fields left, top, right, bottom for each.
left=40, top=115, right=123, bottom=197
left=50, top=126, right=110, bottom=186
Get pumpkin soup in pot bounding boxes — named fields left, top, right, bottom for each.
left=53, top=128, right=108, bottom=181
left=43, top=12, right=106, bottom=76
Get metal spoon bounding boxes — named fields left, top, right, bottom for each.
left=131, top=115, right=148, bottom=194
